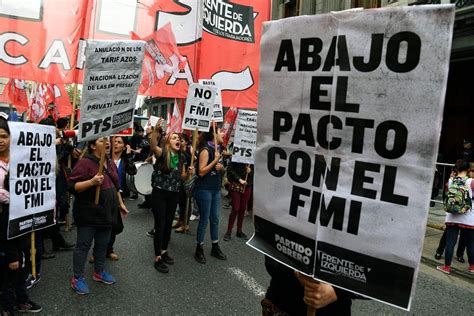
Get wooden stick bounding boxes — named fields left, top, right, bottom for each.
left=31, top=232, right=36, bottom=278
left=67, top=84, right=78, bottom=169
left=94, top=144, right=106, bottom=205
left=65, top=84, right=78, bottom=231
left=212, top=120, right=217, bottom=154
left=190, top=128, right=199, bottom=166
left=307, top=306, right=316, bottom=316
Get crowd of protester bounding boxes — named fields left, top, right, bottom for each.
left=3, top=106, right=472, bottom=315
left=0, top=109, right=261, bottom=314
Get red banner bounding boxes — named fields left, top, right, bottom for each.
left=199, top=0, right=271, bottom=108
left=0, top=0, right=271, bottom=108
left=0, top=0, right=89, bottom=83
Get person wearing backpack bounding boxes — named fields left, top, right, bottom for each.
left=437, top=160, right=474, bottom=274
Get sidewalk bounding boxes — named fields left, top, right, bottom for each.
left=422, top=203, right=474, bottom=280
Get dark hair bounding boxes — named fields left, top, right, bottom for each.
left=0, top=120, right=10, bottom=135
left=113, top=135, right=129, bottom=146
left=455, top=160, right=470, bottom=173
left=86, top=139, right=99, bottom=153
left=56, top=117, right=69, bottom=129
left=180, top=133, right=189, bottom=143
left=39, top=116, right=55, bottom=126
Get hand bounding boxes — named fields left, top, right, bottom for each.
left=119, top=204, right=129, bottom=218
left=216, top=163, right=224, bottom=171
left=91, top=174, right=104, bottom=186
left=55, top=138, right=64, bottom=145
left=214, top=151, right=221, bottom=162
left=188, top=166, right=195, bottom=175
left=9, top=261, right=19, bottom=270
left=239, top=179, right=247, bottom=185
left=245, top=166, right=251, bottom=174
left=295, top=272, right=338, bottom=309
left=125, top=145, right=132, bottom=154
left=145, top=156, right=153, bottom=163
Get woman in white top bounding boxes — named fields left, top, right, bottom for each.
left=437, top=160, right=474, bottom=274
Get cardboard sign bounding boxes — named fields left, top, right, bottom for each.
left=78, top=40, right=145, bottom=141
left=199, top=79, right=224, bottom=122
left=182, top=83, right=216, bottom=132
left=247, top=5, right=454, bottom=310
left=8, top=122, right=56, bottom=239
left=232, top=110, right=257, bottom=164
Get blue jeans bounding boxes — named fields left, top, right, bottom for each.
left=73, top=226, right=111, bottom=278
left=194, top=189, right=221, bottom=244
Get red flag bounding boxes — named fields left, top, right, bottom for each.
left=28, top=83, right=72, bottom=122
left=168, top=99, right=183, bottom=134
left=28, top=83, right=55, bottom=123
left=52, top=84, right=73, bottom=118
left=0, top=79, right=29, bottom=112
left=222, top=107, right=238, bottom=147
left=131, top=23, right=186, bottom=96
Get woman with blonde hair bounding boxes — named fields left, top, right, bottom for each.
left=149, top=126, right=194, bottom=273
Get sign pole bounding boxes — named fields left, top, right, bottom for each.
left=30, top=232, right=36, bottom=278
left=212, top=120, right=217, bottom=154
left=307, top=306, right=316, bottom=316
left=183, top=128, right=199, bottom=231
left=94, top=146, right=106, bottom=205
left=65, top=83, right=78, bottom=231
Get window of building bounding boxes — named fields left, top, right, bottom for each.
left=352, top=0, right=382, bottom=8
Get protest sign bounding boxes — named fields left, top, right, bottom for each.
left=232, top=110, right=257, bottom=164
left=182, top=83, right=216, bottom=132
left=199, top=79, right=224, bottom=122
left=247, top=5, right=454, bottom=310
left=146, top=116, right=161, bottom=130
left=78, top=40, right=145, bottom=141
left=8, top=122, right=56, bottom=239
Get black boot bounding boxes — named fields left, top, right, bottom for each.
left=210, top=243, right=227, bottom=260
left=194, top=244, right=206, bottom=264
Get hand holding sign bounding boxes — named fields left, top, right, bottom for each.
left=295, top=272, right=337, bottom=310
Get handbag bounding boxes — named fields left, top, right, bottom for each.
left=184, top=173, right=197, bottom=197
left=228, top=181, right=245, bottom=194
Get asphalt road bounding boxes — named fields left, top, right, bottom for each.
left=28, top=195, right=474, bottom=315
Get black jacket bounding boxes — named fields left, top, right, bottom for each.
left=265, top=256, right=356, bottom=315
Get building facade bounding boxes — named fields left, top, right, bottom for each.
left=272, top=0, right=474, bottom=163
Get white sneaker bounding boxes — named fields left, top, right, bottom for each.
left=190, top=214, right=200, bottom=221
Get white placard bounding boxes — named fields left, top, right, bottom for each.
left=199, top=79, right=224, bottom=122
left=247, top=5, right=454, bottom=311
left=8, top=122, right=56, bottom=239
left=232, top=110, right=257, bottom=164
left=78, top=40, right=145, bottom=141
left=182, top=83, right=216, bottom=132
left=146, top=116, right=160, bottom=129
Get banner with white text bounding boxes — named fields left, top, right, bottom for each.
left=8, top=122, right=56, bottom=239
left=78, top=40, right=145, bottom=141
left=199, top=79, right=224, bottom=122
left=182, top=83, right=216, bottom=132
left=247, top=5, right=454, bottom=310
left=232, top=110, right=257, bottom=164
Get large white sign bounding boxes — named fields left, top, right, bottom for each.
left=182, top=83, right=216, bottom=132
left=8, top=122, right=56, bottom=239
left=199, top=79, right=224, bottom=122
left=78, top=40, right=145, bottom=141
left=247, top=5, right=454, bottom=311
left=232, top=110, right=257, bottom=164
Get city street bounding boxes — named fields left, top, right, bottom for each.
left=28, top=195, right=474, bottom=315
